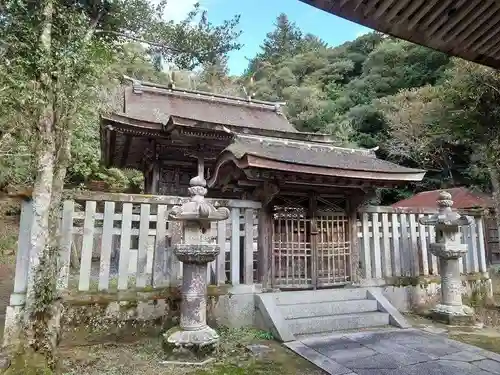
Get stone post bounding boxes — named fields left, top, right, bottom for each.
left=162, top=170, right=229, bottom=365
left=419, top=191, right=474, bottom=325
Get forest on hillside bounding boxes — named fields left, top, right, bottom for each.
left=2, top=4, right=500, bottom=206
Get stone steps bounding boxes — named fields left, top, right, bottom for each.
left=273, top=288, right=368, bottom=305
left=288, top=311, right=390, bottom=336
left=279, top=299, right=378, bottom=319
left=255, top=287, right=411, bottom=342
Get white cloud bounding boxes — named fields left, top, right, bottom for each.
left=356, top=28, right=372, bottom=38
left=151, top=0, right=208, bottom=23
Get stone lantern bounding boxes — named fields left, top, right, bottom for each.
left=419, top=191, right=474, bottom=325
left=162, top=173, right=229, bottom=365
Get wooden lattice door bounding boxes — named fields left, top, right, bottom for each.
left=272, top=196, right=312, bottom=289
left=271, top=195, right=352, bottom=289
left=316, top=212, right=351, bottom=286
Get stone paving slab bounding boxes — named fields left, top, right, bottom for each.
left=285, top=328, right=500, bottom=375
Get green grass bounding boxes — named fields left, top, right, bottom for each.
left=57, top=327, right=322, bottom=375
left=449, top=333, right=500, bottom=354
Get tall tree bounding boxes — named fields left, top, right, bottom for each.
left=246, top=13, right=303, bottom=75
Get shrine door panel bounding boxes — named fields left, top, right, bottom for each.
left=316, top=211, right=351, bottom=287
left=271, top=196, right=352, bottom=289
left=272, top=198, right=313, bottom=289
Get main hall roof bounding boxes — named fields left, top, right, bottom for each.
left=123, top=80, right=297, bottom=133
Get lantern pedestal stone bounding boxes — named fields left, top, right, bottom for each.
left=161, top=175, right=229, bottom=365
left=419, top=191, right=474, bottom=326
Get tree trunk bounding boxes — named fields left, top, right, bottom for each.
left=23, top=0, right=59, bottom=368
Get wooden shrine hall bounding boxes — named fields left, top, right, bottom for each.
left=100, top=79, right=425, bottom=289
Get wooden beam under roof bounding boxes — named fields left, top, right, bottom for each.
left=300, top=0, right=500, bottom=70
left=120, top=135, right=132, bottom=168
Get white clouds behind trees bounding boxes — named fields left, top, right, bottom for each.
left=150, top=0, right=208, bottom=23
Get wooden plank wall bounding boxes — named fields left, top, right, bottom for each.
left=357, top=207, right=488, bottom=280
left=54, top=192, right=261, bottom=292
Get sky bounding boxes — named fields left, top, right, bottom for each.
left=163, top=0, right=372, bottom=75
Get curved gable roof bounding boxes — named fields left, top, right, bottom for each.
left=212, top=135, right=426, bottom=182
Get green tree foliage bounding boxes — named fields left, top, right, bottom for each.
left=378, top=60, right=500, bottom=199
left=0, top=1, right=242, bottom=190
left=246, top=13, right=304, bottom=75
left=148, top=3, right=242, bottom=70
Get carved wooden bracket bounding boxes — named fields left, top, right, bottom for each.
left=350, top=188, right=377, bottom=210
left=252, top=181, right=280, bottom=206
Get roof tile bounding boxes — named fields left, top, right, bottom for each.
left=392, top=187, right=493, bottom=209
left=226, top=136, right=425, bottom=175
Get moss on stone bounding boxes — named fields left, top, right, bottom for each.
left=449, top=334, right=500, bottom=354
left=387, top=276, right=440, bottom=287
left=4, top=348, right=55, bottom=375
left=63, top=285, right=229, bottom=307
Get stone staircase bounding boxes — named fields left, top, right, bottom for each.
left=255, top=287, right=410, bottom=342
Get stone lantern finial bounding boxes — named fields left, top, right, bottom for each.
left=437, top=191, right=453, bottom=209
left=419, top=191, right=472, bottom=229
left=418, top=190, right=474, bottom=325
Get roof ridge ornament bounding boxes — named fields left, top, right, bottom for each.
left=123, top=75, right=143, bottom=94
left=236, top=133, right=377, bottom=156
left=131, top=77, right=286, bottom=108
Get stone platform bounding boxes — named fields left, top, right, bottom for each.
left=286, top=328, right=500, bottom=375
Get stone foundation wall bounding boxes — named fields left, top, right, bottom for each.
left=58, top=284, right=259, bottom=345
left=382, top=273, right=493, bottom=313
left=58, top=273, right=494, bottom=342
left=7, top=274, right=491, bottom=347
left=3, top=284, right=260, bottom=348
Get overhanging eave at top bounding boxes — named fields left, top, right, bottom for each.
left=301, top=0, right=500, bottom=70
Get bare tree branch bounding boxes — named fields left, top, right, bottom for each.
left=94, top=30, right=190, bottom=54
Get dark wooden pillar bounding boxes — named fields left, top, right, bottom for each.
left=143, top=139, right=159, bottom=195
left=258, top=203, right=273, bottom=290
left=150, top=162, right=160, bottom=194
left=348, top=190, right=375, bottom=284
left=347, top=198, right=360, bottom=284
left=309, top=193, right=318, bottom=289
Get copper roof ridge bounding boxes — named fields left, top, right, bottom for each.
left=235, top=134, right=377, bottom=157
left=141, top=85, right=286, bottom=113
left=123, top=76, right=286, bottom=112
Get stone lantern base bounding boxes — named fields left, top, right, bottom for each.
left=162, top=326, right=219, bottom=365
left=430, top=304, right=474, bottom=326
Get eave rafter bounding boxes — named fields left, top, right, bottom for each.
left=301, top=0, right=500, bottom=70
left=207, top=152, right=416, bottom=193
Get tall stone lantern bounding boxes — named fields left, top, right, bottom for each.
left=162, top=171, right=229, bottom=365
left=419, top=191, right=474, bottom=325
